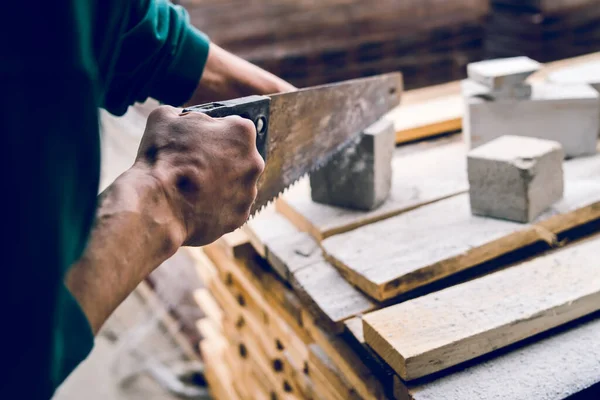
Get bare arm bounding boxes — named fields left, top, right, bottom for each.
left=185, top=42, right=296, bottom=106
left=66, top=107, right=263, bottom=334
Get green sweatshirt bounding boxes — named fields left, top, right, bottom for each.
left=0, top=0, right=209, bottom=397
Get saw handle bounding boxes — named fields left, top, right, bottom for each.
left=182, top=95, right=271, bottom=161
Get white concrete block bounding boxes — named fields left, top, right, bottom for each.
left=463, top=83, right=599, bottom=158
left=468, top=135, right=564, bottom=223
left=310, top=118, right=395, bottom=211
left=467, top=57, right=541, bottom=90
left=461, top=79, right=532, bottom=101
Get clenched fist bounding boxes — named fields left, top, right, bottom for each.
left=135, top=105, right=264, bottom=246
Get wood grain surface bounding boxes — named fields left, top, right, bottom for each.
left=363, top=234, right=600, bottom=380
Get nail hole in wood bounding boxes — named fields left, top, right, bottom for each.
left=273, top=359, right=283, bottom=372
left=275, top=339, right=285, bottom=351
left=239, top=343, right=248, bottom=359
left=389, top=87, right=397, bottom=95
left=235, top=316, right=245, bottom=329
left=225, top=273, right=233, bottom=286
left=283, top=381, right=293, bottom=393
left=237, top=294, right=245, bottom=306
left=303, top=361, right=309, bottom=375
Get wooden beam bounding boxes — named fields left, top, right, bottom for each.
left=322, top=152, right=600, bottom=301
left=277, top=138, right=467, bottom=241
left=363, top=234, right=600, bottom=381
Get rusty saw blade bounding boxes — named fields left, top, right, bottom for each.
left=183, top=72, right=402, bottom=215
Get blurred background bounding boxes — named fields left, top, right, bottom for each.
left=177, top=0, right=600, bottom=89
left=53, top=1, right=600, bottom=399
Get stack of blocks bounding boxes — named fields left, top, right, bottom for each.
left=463, top=56, right=600, bottom=158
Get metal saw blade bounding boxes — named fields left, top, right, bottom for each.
left=251, top=72, right=403, bottom=215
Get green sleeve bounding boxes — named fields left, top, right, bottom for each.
left=0, top=0, right=210, bottom=397
left=101, top=0, right=211, bottom=116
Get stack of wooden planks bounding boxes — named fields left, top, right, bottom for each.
left=191, top=137, right=600, bottom=399
left=180, top=0, right=488, bottom=89
left=189, top=54, right=600, bottom=399
left=486, top=0, right=600, bottom=62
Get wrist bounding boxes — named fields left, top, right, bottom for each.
left=115, top=163, right=187, bottom=260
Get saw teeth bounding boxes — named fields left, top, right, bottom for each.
left=249, top=131, right=364, bottom=218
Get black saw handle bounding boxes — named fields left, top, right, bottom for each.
left=182, top=95, right=271, bottom=161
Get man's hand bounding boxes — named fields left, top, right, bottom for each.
left=136, top=106, right=264, bottom=246
left=185, top=43, right=296, bottom=106
left=66, top=108, right=263, bottom=333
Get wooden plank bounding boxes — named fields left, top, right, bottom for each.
left=244, top=208, right=298, bottom=259
left=195, top=318, right=221, bottom=342
left=387, top=94, right=462, bottom=144
left=393, top=317, right=600, bottom=400
left=200, top=338, right=241, bottom=400
left=363, top=234, right=600, bottom=381
left=291, top=260, right=377, bottom=333
left=301, top=310, right=388, bottom=400
left=244, top=209, right=378, bottom=332
left=277, top=138, right=468, bottom=241
left=308, top=344, right=362, bottom=400
left=322, top=153, right=600, bottom=301
left=193, top=288, right=223, bottom=329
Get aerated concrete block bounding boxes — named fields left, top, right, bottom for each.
left=468, top=135, right=564, bottom=223
left=462, top=79, right=532, bottom=101
left=467, top=56, right=541, bottom=90
left=463, top=83, right=599, bottom=158
left=310, top=118, right=395, bottom=211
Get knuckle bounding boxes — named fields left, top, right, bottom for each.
left=225, top=116, right=257, bottom=140
left=149, top=105, right=176, bottom=122
left=250, top=153, right=265, bottom=175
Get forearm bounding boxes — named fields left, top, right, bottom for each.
left=185, top=43, right=296, bottom=106
left=65, top=164, right=185, bottom=334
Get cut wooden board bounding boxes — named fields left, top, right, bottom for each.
left=322, top=153, right=600, bottom=301
left=393, top=318, right=600, bottom=399
left=244, top=210, right=377, bottom=333
left=363, top=234, right=600, bottom=380
left=291, top=260, right=377, bottom=333
left=277, top=139, right=468, bottom=241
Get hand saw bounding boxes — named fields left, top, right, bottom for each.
left=183, top=72, right=402, bottom=215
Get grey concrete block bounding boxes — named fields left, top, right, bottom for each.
left=468, top=135, right=564, bottom=223
left=463, top=83, right=599, bottom=158
left=467, top=56, right=541, bottom=90
left=310, top=118, right=395, bottom=211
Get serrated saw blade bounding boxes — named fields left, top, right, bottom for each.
left=252, top=72, right=402, bottom=215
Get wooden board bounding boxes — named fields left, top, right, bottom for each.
left=193, top=288, right=223, bottom=330
left=363, top=234, right=600, bottom=380
left=394, top=319, right=600, bottom=399
left=387, top=93, right=463, bottom=144
left=277, top=138, right=468, bottom=241
left=301, top=310, right=388, bottom=400
left=322, top=153, right=600, bottom=301
left=244, top=209, right=378, bottom=333
left=291, top=261, right=377, bottom=333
